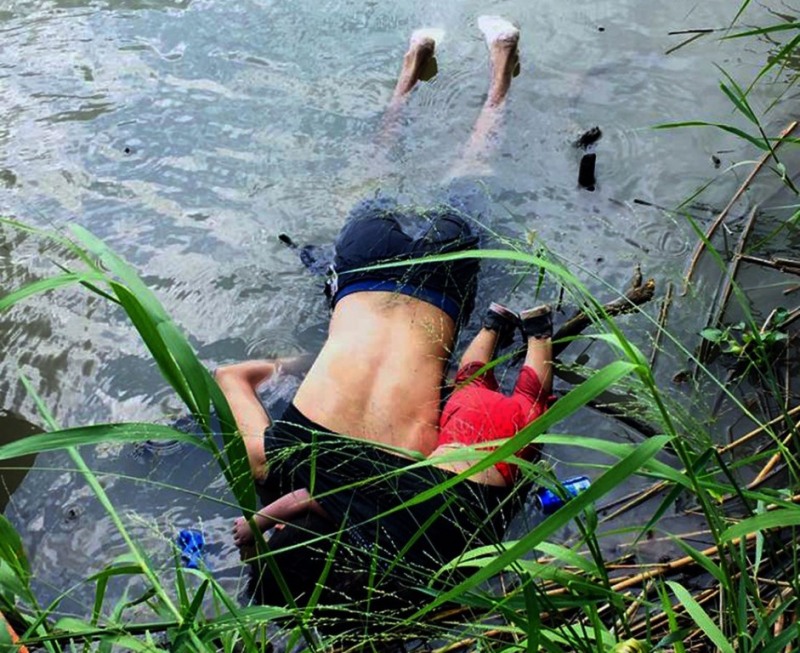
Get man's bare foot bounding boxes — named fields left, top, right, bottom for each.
left=392, top=28, right=444, bottom=99
left=478, top=16, right=520, bottom=107
left=478, top=15, right=520, bottom=50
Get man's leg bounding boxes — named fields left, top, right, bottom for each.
left=378, top=29, right=442, bottom=146
left=449, top=16, right=520, bottom=178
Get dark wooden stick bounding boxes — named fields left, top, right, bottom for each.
left=650, top=281, right=674, bottom=368
left=552, top=269, right=656, bottom=358
left=738, top=254, right=800, bottom=278
left=697, top=205, right=759, bottom=365
left=668, top=28, right=717, bottom=35
left=682, top=120, right=799, bottom=295
left=544, top=268, right=660, bottom=439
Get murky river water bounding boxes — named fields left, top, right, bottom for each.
left=0, top=0, right=796, bottom=618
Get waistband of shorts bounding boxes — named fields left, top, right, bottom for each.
left=333, top=279, right=460, bottom=323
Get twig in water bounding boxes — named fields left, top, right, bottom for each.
left=599, top=480, right=668, bottom=523
left=665, top=32, right=706, bottom=56
left=682, top=120, right=799, bottom=295
left=612, top=493, right=800, bottom=593
left=747, top=428, right=795, bottom=489
left=649, top=281, right=674, bottom=368
left=553, top=268, right=655, bottom=357
left=718, top=404, right=800, bottom=454
left=697, top=205, right=759, bottom=366
left=738, top=254, right=800, bottom=278
left=667, top=28, right=717, bottom=35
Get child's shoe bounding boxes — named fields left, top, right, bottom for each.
left=520, top=304, right=553, bottom=339
left=483, top=302, right=520, bottom=349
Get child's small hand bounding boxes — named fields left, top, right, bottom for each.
left=232, top=516, right=255, bottom=547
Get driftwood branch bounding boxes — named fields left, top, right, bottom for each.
left=553, top=267, right=656, bottom=358
left=682, top=119, right=798, bottom=295
left=697, top=205, right=760, bottom=365
left=650, top=281, right=674, bottom=369
left=540, top=266, right=660, bottom=439
left=739, top=254, right=800, bottom=278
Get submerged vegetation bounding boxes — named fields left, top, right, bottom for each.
left=1, top=2, right=800, bottom=652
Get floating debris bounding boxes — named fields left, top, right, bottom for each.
left=578, top=152, right=597, bottom=191
left=573, top=125, right=602, bottom=150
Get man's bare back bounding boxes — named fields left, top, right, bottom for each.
left=294, top=291, right=454, bottom=455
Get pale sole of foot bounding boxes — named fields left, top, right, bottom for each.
left=411, top=27, right=446, bottom=47
left=520, top=304, right=552, bottom=320
left=477, top=15, right=520, bottom=45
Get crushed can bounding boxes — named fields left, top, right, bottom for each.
left=534, top=476, right=591, bottom=515
left=176, top=528, right=205, bottom=569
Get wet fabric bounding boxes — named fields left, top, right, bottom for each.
left=326, top=178, right=488, bottom=328
left=438, top=362, right=553, bottom=484
left=262, top=403, right=519, bottom=580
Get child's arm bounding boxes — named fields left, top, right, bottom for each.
left=232, top=488, right=328, bottom=546
left=215, top=361, right=279, bottom=480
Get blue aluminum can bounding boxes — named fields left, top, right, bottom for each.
left=534, top=476, right=591, bottom=515
left=177, top=528, right=205, bottom=569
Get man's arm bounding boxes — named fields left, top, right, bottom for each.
left=232, top=488, right=329, bottom=546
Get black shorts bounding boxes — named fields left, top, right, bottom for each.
left=262, top=403, right=519, bottom=583
left=327, top=179, right=487, bottom=327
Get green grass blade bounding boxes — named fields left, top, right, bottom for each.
left=0, top=423, right=211, bottom=460
left=0, top=516, right=30, bottom=579
left=671, top=538, right=726, bottom=586
left=531, top=541, right=601, bottom=576
left=155, top=321, right=210, bottom=422
left=68, top=225, right=172, bottom=322
left=205, top=375, right=255, bottom=512
left=747, top=32, right=800, bottom=89
left=666, top=581, right=733, bottom=653
left=729, top=0, right=753, bottom=29
left=20, top=374, right=183, bottom=624
left=110, top=282, right=197, bottom=416
left=411, top=434, right=672, bottom=618
left=723, top=22, right=800, bottom=39
left=533, top=434, right=686, bottom=486
left=762, top=622, right=800, bottom=653
left=716, top=69, right=759, bottom=125
left=721, top=507, right=800, bottom=541
left=172, top=579, right=209, bottom=651
left=0, top=273, right=105, bottom=312
left=654, top=121, right=769, bottom=150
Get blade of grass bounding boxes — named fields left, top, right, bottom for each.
left=654, top=120, right=770, bottom=150
left=0, top=273, right=106, bottom=312
left=720, top=507, right=800, bottom=541
left=19, top=374, right=183, bottom=625
left=666, top=581, right=733, bottom=653
left=0, top=423, right=211, bottom=460
left=411, top=435, right=672, bottom=619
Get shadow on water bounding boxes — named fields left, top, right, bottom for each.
left=0, top=410, right=40, bottom=513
